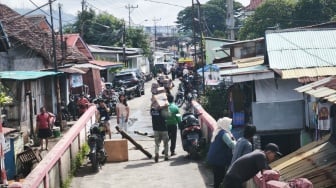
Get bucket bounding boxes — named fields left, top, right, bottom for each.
left=53, top=127, right=61, bottom=138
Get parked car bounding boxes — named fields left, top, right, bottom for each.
left=113, top=69, right=145, bottom=98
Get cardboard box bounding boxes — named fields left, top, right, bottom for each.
left=156, top=87, right=166, bottom=94
left=104, top=139, right=128, bottom=162
left=151, top=93, right=168, bottom=108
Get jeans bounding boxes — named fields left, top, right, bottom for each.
left=119, top=116, right=127, bottom=132
left=154, top=131, right=169, bottom=157
left=167, top=125, right=177, bottom=153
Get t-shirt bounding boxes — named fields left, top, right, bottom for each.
left=116, top=103, right=128, bottom=117
left=150, top=108, right=167, bottom=131
left=36, top=112, right=51, bottom=129
left=165, top=102, right=180, bottom=126
left=231, top=137, right=253, bottom=165
left=227, top=149, right=270, bottom=182
left=97, top=106, right=110, bottom=121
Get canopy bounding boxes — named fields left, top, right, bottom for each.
left=197, top=64, right=219, bottom=73
left=0, top=71, right=62, bottom=80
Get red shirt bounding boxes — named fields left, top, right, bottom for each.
left=37, top=113, right=50, bottom=129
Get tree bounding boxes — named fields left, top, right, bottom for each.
left=293, top=0, right=336, bottom=27
left=63, top=9, right=150, bottom=56
left=238, top=0, right=296, bottom=40
left=176, top=0, right=243, bottom=38
left=237, top=0, right=336, bottom=40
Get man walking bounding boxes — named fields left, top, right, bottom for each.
left=150, top=101, right=169, bottom=162
left=164, top=94, right=180, bottom=156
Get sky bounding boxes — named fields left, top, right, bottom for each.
left=0, top=0, right=250, bottom=26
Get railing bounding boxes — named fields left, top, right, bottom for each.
left=21, top=106, right=97, bottom=188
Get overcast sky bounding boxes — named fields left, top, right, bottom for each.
left=0, top=0, right=250, bottom=26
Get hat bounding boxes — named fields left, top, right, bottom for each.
left=264, top=143, right=282, bottom=156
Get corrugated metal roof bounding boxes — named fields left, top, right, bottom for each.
left=219, top=65, right=271, bottom=76
left=266, top=29, right=336, bottom=70
left=294, top=76, right=336, bottom=103
left=281, top=67, right=336, bottom=79
left=0, top=71, right=61, bottom=80
left=89, top=60, right=123, bottom=68
left=233, top=56, right=264, bottom=68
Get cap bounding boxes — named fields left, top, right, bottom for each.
left=264, top=143, right=282, bottom=156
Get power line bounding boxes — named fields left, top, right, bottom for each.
left=143, top=0, right=186, bottom=8
left=125, top=4, right=138, bottom=27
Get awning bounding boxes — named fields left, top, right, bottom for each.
left=220, top=65, right=274, bottom=83
left=73, top=63, right=105, bottom=70
left=0, top=71, right=62, bottom=80
left=89, top=60, right=123, bottom=68
left=58, top=67, right=87, bottom=74
left=233, top=56, right=264, bottom=68
left=280, top=67, right=336, bottom=79
left=294, top=76, right=336, bottom=103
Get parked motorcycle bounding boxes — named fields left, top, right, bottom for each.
left=88, top=117, right=107, bottom=172
left=179, top=112, right=204, bottom=160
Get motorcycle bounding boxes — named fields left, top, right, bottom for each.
left=88, top=117, right=107, bottom=172
left=179, top=112, right=204, bottom=160
left=185, top=89, right=198, bottom=111
left=175, top=83, right=185, bottom=108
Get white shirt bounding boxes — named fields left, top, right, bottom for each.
left=116, top=103, right=128, bottom=117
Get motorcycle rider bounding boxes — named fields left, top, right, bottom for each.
left=97, top=99, right=111, bottom=139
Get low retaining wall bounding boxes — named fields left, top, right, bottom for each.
left=20, top=106, right=96, bottom=188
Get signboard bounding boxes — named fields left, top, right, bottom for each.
left=71, top=74, right=83, bottom=88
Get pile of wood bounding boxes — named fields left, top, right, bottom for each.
left=271, top=134, right=336, bottom=187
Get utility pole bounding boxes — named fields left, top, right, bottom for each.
left=125, top=4, right=138, bottom=27
left=81, top=0, right=87, bottom=12
left=122, top=20, right=127, bottom=66
left=226, top=0, right=235, bottom=40
left=49, top=0, right=62, bottom=129
left=152, top=17, right=161, bottom=51
left=59, top=3, right=65, bottom=66
left=191, top=0, right=197, bottom=66
left=195, top=0, right=205, bottom=94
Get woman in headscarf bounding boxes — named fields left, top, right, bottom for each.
left=206, top=117, right=236, bottom=188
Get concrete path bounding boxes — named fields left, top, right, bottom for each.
left=70, top=78, right=214, bottom=188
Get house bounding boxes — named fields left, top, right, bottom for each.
left=63, top=34, right=123, bottom=99
left=0, top=4, right=66, bottom=141
left=88, top=44, right=149, bottom=82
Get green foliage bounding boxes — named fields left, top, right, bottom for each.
left=63, top=9, right=150, bottom=57
left=199, top=87, right=228, bottom=121
left=238, top=0, right=296, bottom=40
left=0, top=82, right=13, bottom=106
left=293, top=0, right=336, bottom=27
left=61, top=143, right=89, bottom=188
left=176, top=0, right=243, bottom=38
left=238, top=0, right=336, bottom=40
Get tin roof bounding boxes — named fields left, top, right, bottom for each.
left=219, top=64, right=271, bottom=76
left=266, top=29, right=336, bottom=78
left=0, top=71, right=61, bottom=80
left=233, top=56, right=264, bottom=68
left=294, top=76, right=336, bottom=103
